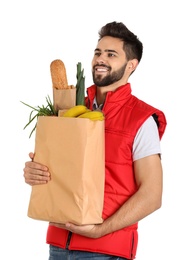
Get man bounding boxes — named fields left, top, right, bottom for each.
left=23, top=21, right=167, bottom=259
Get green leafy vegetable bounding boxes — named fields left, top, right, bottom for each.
left=21, top=95, right=57, bottom=138
left=76, top=62, right=85, bottom=105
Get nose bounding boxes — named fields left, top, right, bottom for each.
left=95, top=53, right=106, bottom=64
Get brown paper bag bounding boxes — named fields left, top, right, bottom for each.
left=27, top=116, right=105, bottom=225
left=53, top=87, right=76, bottom=111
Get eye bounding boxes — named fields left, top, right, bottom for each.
left=108, top=53, right=116, bottom=57
left=94, top=52, right=101, bottom=57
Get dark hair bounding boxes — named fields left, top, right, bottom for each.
left=98, top=21, right=143, bottom=62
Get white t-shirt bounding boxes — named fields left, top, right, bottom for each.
left=132, top=116, right=161, bottom=161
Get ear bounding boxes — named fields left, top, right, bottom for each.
left=127, top=59, right=139, bottom=72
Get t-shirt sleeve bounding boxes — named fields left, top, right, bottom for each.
left=132, top=116, right=161, bottom=161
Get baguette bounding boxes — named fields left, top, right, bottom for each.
left=50, top=59, right=69, bottom=89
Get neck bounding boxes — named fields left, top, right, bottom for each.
left=96, top=79, right=128, bottom=105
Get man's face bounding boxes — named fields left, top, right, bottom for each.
left=92, top=36, right=128, bottom=87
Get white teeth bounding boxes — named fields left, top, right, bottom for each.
left=96, top=68, right=107, bottom=72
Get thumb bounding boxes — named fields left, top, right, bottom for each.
left=29, top=152, right=34, bottom=160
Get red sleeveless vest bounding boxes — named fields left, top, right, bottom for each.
left=46, top=83, right=167, bottom=259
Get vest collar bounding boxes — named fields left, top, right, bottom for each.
left=87, top=83, right=132, bottom=109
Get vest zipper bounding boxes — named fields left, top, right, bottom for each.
left=66, top=231, right=72, bottom=249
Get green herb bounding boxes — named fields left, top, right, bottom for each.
left=76, top=62, right=85, bottom=105
left=21, top=95, right=57, bottom=138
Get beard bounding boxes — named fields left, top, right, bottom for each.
left=92, top=63, right=127, bottom=87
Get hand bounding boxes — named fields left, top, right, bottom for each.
left=23, top=152, right=51, bottom=185
left=50, top=222, right=103, bottom=239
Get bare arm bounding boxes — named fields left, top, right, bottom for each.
left=23, top=152, right=51, bottom=185
left=51, top=154, right=163, bottom=238
left=101, top=154, right=163, bottom=234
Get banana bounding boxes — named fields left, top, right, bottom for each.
left=85, top=108, right=92, bottom=112
left=62, top=105, right=87, bottom=117
left=78, top=111, right=104, bottom=121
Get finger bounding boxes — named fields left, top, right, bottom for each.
left=49, top=222, right=66, bottom=229
left=24, top=177, right=48, bottom=185
left=23, top=170, right=50, bottom=184
left=29, top=152, right=34, bottom=160
left=25, top=161, right=49, bottom=172
left=24, top=170, right=50, bottom=179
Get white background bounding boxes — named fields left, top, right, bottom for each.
left=0, top=0, right=181, bottom=259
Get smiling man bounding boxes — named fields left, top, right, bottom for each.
left=23, top=21, right=167, bottom=260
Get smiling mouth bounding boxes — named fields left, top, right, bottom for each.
left=95, top=66, right=109, bottom=73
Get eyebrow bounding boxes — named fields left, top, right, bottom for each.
left=94, top=48, right=118, bottom=54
